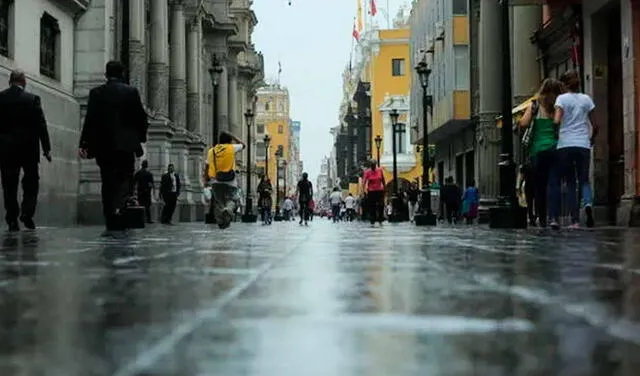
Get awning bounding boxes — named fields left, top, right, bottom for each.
left=496, top=95, right=537, bottom=129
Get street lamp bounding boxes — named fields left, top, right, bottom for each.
left=414, top=59, right=437, bottom=226
left=282, top=160, right=288, bottom=198
left=242, top=109, right=257, bottom=223
left=208, top=54, right=224, bottom=145
left=489, top=0, right=527, bottom=229
left=389, top=109, right=401, bottom=222
left=374, top=135, right=382, bottom=166
left=263, top=134, right=271, bottom=178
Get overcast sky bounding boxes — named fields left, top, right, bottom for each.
left=252, top=0, right=405, bottom=182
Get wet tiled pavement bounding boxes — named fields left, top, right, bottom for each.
left=1, top=221, right=640, bottom=375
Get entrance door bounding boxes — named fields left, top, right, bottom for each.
left=455, top=154, right=464, bottom=188
left=465, top=151, right=475, bottom=188
left=607, top=5, right=624, bottom=224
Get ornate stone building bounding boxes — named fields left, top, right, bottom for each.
left=0, top=0, right=263, bottom=225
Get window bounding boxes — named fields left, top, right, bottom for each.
left=394, top=124, right=406, bottom=154
left=256, top=142, right=266, bottom=157
left=392, top=58, right=405, bottom=76
left=277, top=144, right=284, bottom=156
left=278, top=124, right=284, bottom=134
left=454, top=46, right=469, bottom=90
left=256, top=123, right=265, bottom=134
left=0, top=0, right=13, bottom=58
left=453, top=0, right=467, bottom=15
left=40, top=13, right=60, bottom=79
left=265, top=101, right=270, bottom=111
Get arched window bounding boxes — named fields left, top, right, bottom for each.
left=40, top=12, right=60, bottom=79
left=0, top=0, right=13, bottom=58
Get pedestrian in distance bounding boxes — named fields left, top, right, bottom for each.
left=78, top=61, right=148, bottom=237
left=519, top=78, right=565, bottom=228
left=159, top=163, right=180, bottom=225
left=363, top=159, right=385, bottom=226
left=441, top=176, right=461, bottom=224
left=296, top=172, right=313, bottom=226
left=407, top=183, right=419, bottom=223
left=461, top=180, right=479, bottom=225
left=550, top=70, right=598, bottom=229
left=344, top=193, right=356, bottom=222
left=134, top=160, right=155, bottom=224
left=329, top=187, right=342, bottom=223
left=0, top=70, right=52, bottom=231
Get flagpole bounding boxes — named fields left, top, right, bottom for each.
left=386, top=0, right=390, bottom=28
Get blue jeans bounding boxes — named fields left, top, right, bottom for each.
left=548, top=147, right=592, bottom=223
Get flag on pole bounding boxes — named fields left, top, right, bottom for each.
left=352, top=19, right=360, bottom=41
left=370, top=0, right=377, bottom=16
left=356, top=0, right=364, bottom=33
left=278, top=61, right=282, bottom=74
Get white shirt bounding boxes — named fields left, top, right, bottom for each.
left=283, top=199, right=294, bottom=210
left=170, top=173, right=177, bottom=192
left=344, top=196, right=355, bottom=209
left=330, top=192, right=342, bottom=206
left=555, top=93, right=595, bottom=149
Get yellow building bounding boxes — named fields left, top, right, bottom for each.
left=255, top=85, right=290, bottom=202
left=366, top=28, right=422, bottom=191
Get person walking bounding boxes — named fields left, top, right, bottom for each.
left=441, top=177, right=461, bottom=224
left=257, top=175, right=273, bottom=224
left=296, top=172, right=313, bottom=225
left=550, top=70, right=598, bottom=229
left=363, top=160, right=385, bottom=226
left=461, top=180, right=480, bottom=224
left=283, top=196, right=294, bottom=221
left=159, top=164, right=180, bottom=225
left=134, top=160, right=155, bottom=224
left=329, top=187, right=342, bottom=223
left=0, top=70, right=52, bottom=231
left=519, top=78, right=565, bottom=228
left=344, top=193, right=356, bottom=222
left=78, top=61, right=148, bottom=236
left=407, top=183, right=419, bottom=223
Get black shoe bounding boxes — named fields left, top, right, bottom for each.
left=585, top=206, right=594, bottom=228
left=7, top=221, right=19, bottom=232
left=20, top=217, right=35, bottom=230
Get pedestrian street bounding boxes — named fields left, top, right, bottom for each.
left=1, top=221, right=640, bottom=375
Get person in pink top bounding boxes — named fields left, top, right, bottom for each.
left=363, top=159, right=386, bottom=225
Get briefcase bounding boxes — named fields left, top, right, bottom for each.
left=124, top=205, right=146, bottom=229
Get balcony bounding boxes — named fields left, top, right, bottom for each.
left=202, top=0, right=238, bottom=36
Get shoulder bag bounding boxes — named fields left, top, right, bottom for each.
left=521, top=100, right=539, bottom=148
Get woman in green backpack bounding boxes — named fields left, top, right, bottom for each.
left=519, top=78, right=565, bottom=228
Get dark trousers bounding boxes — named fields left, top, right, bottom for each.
left=299, top=200, right=309, bottom=222
left=0, top=158, right=39, bottom=224
left=161, top=192, right=178, bottom=223
left=367, top=190, right=384, bottom=224
left=444, top=202, right=459, bottom=223
left=531, top=149, right=554, bottom=226
left=138, top=193, right=152, bottom=223
left=97, top=153, right=135, bottom=230
left=332, top=204, right=340, bottom=222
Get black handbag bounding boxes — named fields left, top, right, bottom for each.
left=212, top=146, right=236, bottom=182
left=521, top=100, right=539, bottom=148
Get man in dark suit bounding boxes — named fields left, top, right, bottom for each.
left=78, top=61, right=148, bottom=235
left=159, top=163, right=180, bottom=225
left=134, top=160, right=155, bottom=223
left=0, top=70, right=51, bottom=231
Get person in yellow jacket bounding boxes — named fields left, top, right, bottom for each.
left=203, top=132, right=245, bottom=228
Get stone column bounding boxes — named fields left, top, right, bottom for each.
left=129, top=0, right=146, bottom=101
left=228, top=63, right=240, bottom=136
left=148, top=0, right=169, bottom=116
left=187, top=18, right=201, bottom=133
left=477, top=0, right=503, bottom=204
left=512, top=5, right=541, bottom=104
left=170, top=0, right=187, bottom=128
left=217, top=60, right=230, bottom=133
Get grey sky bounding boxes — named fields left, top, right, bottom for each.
left=252, top=0, right=405, bottom=181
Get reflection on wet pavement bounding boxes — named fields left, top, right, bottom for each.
left=0, top=222, right=639, bottom=375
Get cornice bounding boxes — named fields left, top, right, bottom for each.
left=52, top=0, right=89, bottom=13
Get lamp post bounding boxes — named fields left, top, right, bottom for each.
left=208, top=55, right=223, bottom=145
left=242, top=109, right=257, bottom=223
left=263, top=134, right=271, bottom=178
left=389, top=109, right=401, bottom=222
left=374, top=135, right=382, bottom=166
left=282, top=160, right=288, bottom=199
left=414, top=60, right=437, bottom=226
left=489, top=0, right=527, bottom=229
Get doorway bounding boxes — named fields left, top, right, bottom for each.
left=465, top=150, right=475, bottom=188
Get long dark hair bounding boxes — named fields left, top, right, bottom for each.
left=537, top=78, right=565, bottom=116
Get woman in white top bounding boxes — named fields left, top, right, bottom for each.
left=550, top=70, right=599, bottom=229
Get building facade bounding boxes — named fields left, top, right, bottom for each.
left=0, top=0, right=264, bottom=225
left=287, top=120, right=302, bottom=196
left=409, top=0, right=472, bottom=189
left=255, top=84, right=290, bottom=204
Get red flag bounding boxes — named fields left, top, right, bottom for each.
left=370, top=0, right=377, bottom=16
left=352, top=21, right=360, bottom=41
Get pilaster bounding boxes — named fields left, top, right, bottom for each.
left=170, top=0, right=187, bottom=128
left=149, top=0, right=170, bottom=116
left=512, top=5, right=541, bottom=105
left=217, top=59, right=230, bottom=133
left=187, top=17, right=201, bottom=133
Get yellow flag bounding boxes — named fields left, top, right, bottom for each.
left=356, top=0, right=363, bottom=32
